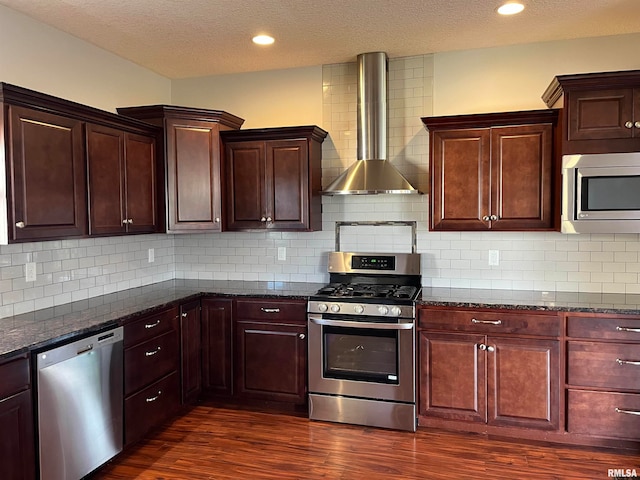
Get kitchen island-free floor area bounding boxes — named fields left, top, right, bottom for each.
left=93, top=404, right=637, bottom=480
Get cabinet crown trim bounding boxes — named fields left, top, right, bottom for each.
left=421, top=109, right=559, bottom=131
left=116, top=104, right=245, bottom=130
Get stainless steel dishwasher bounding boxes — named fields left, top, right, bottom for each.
left=36, top=326, right=124, bottom=480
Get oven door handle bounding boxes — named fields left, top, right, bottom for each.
left=309, top=316, right=414, bottom=330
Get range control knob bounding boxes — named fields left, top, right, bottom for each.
left=330, top=304, right=341, bottom=313
left=377, top=305, right=389, bottom=315
left=390, top=306, right=402, bottom=317
left=354, top=305, right=364, bottom=314
left=317, top=303, right=328, bottom=313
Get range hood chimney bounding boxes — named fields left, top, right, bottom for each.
left=322, top=52, right=421, bottom=195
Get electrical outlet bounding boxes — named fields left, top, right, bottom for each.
left=278, top=247, right=286, bottom=261
left=488, top=250, right=500, bottom=266
left=25, top=262, right=36, bottom=282
left=148, top=248, right=155, bottom=263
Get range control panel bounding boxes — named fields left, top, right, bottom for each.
left=351, top=255, right=396, bottom=270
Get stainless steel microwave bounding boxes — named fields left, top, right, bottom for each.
left=562, top=152, right=640, bottom=234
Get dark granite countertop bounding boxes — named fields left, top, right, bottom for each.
left=3, top=280, right=640, bottom=360
left=0, top=279, right=322, bottom=360
left=418, top=287, right=640, bottom=314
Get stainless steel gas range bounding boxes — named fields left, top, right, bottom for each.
left=307, top=251, right=421, bottom=431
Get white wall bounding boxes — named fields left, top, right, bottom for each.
left=0, top=5, right=171, bottom=111
left=433, top=33, right=640, bottom=115
left=171, top=66, right=323, bottom=128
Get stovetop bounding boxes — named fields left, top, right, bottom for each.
left=313, top=283, right=419, bottom=301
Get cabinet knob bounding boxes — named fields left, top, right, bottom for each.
left=260, top=216, right=267, bottom=222
left=15, top=221, right=25, bottom=229
left=181, top=312, right=188, bottom=317
left=482, top=215, right=490, bottom=222
left=128, top=219, right=133, bottom=224
left=299, top=333, right=306, bottom=340
left=635, top=122, right=640, bottom=129
left=266, top=216, right=272, bottom=222
left=215, top=217, right=220, bottom=223
left=478, top=343, right=487, bottom=351
left=489, top=215, right=498, bottom=221
left=122, top=219, right=128, bottom=225
left=487, top=345, right=495, bottom=353
left=625, top=121, right=634, bottom=129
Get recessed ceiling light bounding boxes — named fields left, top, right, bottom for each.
left=252, top=34, right=275, bottom=45
left=497, top=2, right=525, bottom=15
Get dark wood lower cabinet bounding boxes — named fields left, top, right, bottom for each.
left=179, top=300, right=202, bottom=404
left=419, top=329, right=560, bottom=432
left=234, top=320, right=307, bottom=404
left=0, top=354, right=35, bottom=480
left=201, top=298, right=233, bottom=396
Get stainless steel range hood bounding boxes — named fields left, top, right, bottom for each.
left=322, top=52, right=421, bottom=195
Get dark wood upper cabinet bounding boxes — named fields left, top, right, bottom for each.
left=422, top=110, right=559, bottom=231
left=116, top=105, right=244, bottom=233
left=221, top=126, right=327, bottom=232
left=6, top=105, right=87, bottom=243
left=543, top=69, right=640, bottom=154
left=87, top=124, right=158, bottom=235
left=0, top=82, right=163, bottom=243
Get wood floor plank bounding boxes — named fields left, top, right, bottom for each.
left=93, top=403, right=639, bottom=479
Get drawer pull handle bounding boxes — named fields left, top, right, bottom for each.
left=616, top=359, right=640, bottom=366
left=261, top=308, right=280, bottom=313
left=144, top=320, right=161, bottom=329
left=616, top=326, right=640, bottom=333
left=615, top=407, right=640, bottom=416
left=146, top=391, right=162, bottom=403
left=145, top=346, right=161, bottom=357
left=471, top=318, right=502, bottom=325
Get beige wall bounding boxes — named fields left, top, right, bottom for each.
left=171, top=66, right=323, bottom=129
left=0, top=5, right=171, bottom=111
left=433, top=33, right=640, bottom=116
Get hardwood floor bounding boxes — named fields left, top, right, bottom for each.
left=94, top=403, right=638, bottom=480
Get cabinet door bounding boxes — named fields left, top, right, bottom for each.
left=430, top=129, right=490, bottom=230
left=0, top=390, right=36, bottom=480
left=266, top=139, right=309, bottom=230
left=124, top=132, right=158, bottom=233
left=202, top=298, right=233, bottom=396
left=166, top=118, right=222, bottom=232
left=180, top=299, right=202, bottom=404
left=9, top=106, right=86, bottom=241
left=86, top=124, right=126, bottom=235
left=487, top=337, right=560, bottom=430
left=419, top=331, right=486, bottom=423
left=567, top=88, right=634, bottom=141
left=490, top=124, right=553, bottom=230
left=235, top=320, right=307, bottom=404
left=224, top=140, right=266, bottom=230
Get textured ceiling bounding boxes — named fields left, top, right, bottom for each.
left=2, top=0, right=640, bottom=79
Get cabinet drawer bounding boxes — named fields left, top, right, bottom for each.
left=419, top=308, right=560, bottom=337
left=0, top=354, right=30, bottom=399
left=567, top=314, right=640, bottom=341
left=568, top=341, right=640, bottom=390
left=124, top=306, right=177, bottom=348
left=124, top=371, right=180, bottom=446
left=124, top=330, right=179, bottom=395
left=235, top=298, right=306, bottom=323
left=568, top=389, right=640, bottom=440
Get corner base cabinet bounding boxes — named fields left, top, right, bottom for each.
left=221, top=126, right=327, bottom=232
left=201, top=297, right=234, bottom=397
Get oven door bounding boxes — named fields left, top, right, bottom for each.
left=308, top=314, right=415, bottom=403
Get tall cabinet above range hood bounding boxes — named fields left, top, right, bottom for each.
left=322, top=52, right=421, bottom=195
